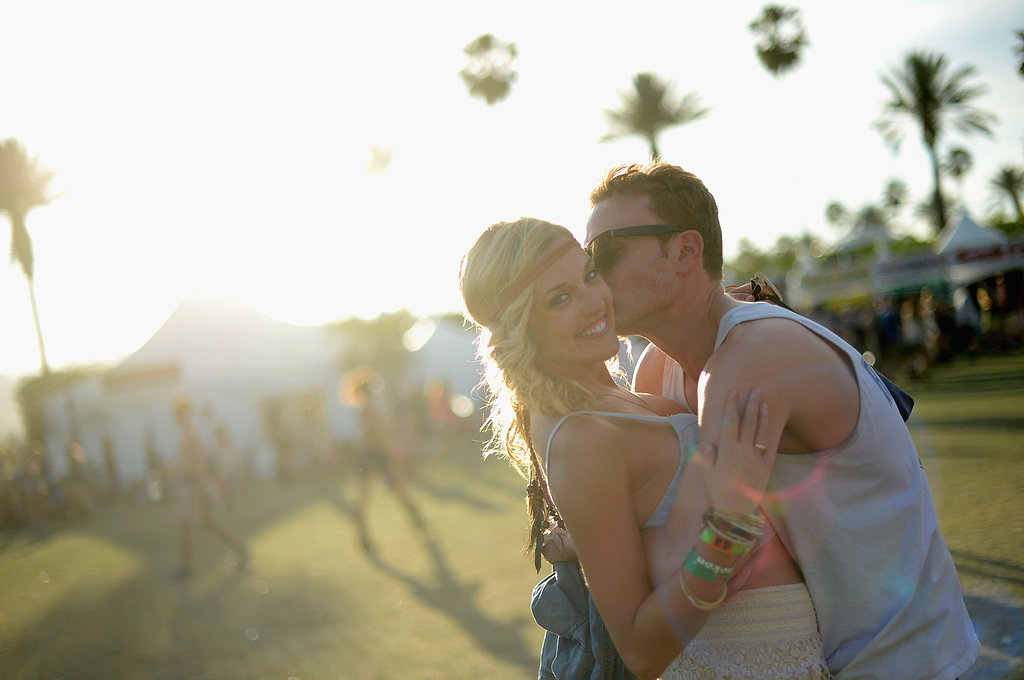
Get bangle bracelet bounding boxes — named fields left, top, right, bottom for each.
left=704, top=509, right=763, bottom=541
left=700, top=525, right=753, bottom=555
left=710, top=508, right=765, bottom=535
left=678, top=568, right=728, bottom=610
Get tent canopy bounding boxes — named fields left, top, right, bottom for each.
left=934, top=212, right=1008, bottom=254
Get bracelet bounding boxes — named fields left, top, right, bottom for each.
left=678, top=567, right=728, bottom=610
left=703, top=514, right=758, bottom=544
left=684, top=549, right=733, bottom=583
left=700, top=525, right=753, bottom=555
left=714, top=507, right=765, bottom=530
left=704, top=509, right=764, bottom=541
left=711, top=510, right=764, bottom=535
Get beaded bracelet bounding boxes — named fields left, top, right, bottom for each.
left=684, top=549, right=733, bottom=583
left=678, top=567, right=728, bottom=610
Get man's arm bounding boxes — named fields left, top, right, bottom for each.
left=697, top=318, right=859, bottom=459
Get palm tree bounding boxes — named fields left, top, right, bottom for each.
left=875, top=50, right=996, bottom=235
left=943, top=147, right=973, bottom=202
left=459, top=34, right=517, bottom=106
left=989, top=165, right=1024, bottom=222
left=881, top=179, right=909, bottom=221
left=824, top=201, right=850, bottom=230
left=602, top=73, right=710, bottom=160
left=748, top=5, right=808, bottom=77
left=1016, top=30, right=1024, bottom=77
left=0, top=139, right=55, bottom=375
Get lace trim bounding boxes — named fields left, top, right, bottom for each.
left=662, top=638, right=833, bottom=679
left=661, top=584, right=833, bottom=679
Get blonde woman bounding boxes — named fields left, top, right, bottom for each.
left=459, top=218, right=830, bottom=680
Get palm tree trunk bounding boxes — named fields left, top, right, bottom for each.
left=26, top=276, right=50, bottom=375
left=926, top=143, right=947, bottom=234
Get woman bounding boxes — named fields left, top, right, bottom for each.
left=459, top=218, right=830, bottom=680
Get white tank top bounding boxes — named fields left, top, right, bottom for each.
left=662, top=303, right=978, bottom=680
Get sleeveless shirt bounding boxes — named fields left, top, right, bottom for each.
left=546, top=411, right=698, bottom=528
left=658, top=302, right=978, bottom=680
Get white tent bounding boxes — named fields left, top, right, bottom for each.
left=826, top=217, right=893, bottom=258
left=934, top=212, right=1009, bottom=254
left=41, top=295, right=485, bottom=488
left=42, top=293, right=351, bottom=486
left=935, top=213, right=1021, bottom=287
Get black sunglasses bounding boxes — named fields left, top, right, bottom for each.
left=585, top=224, right=689, bottom=272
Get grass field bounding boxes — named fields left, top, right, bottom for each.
left=1, top=350, right=1022, bottom=680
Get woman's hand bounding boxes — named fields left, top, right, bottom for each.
left=725, top=282, right=756, bottom=302
left=542, top=526, right=578, bottom=563
left=725, top=273, right=784, bottom=304
left=699, top=389, right=775, bottom=517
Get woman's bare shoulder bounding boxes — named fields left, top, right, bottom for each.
left=544, top=415, right=631, bottom=505
left=547, top=412, right=624, bottom=460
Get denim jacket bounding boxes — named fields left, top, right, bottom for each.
left=532, top=561, right=638, bottom=680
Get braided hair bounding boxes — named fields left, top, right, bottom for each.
left=459, top=218, right=601, bottom=570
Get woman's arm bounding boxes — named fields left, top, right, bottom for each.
left=545, top=393, right=771, bottom=679
left=631, top=341, right=667, bottom=395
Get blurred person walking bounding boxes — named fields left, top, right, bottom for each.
left=349, top=374, right=430, bottom=556
left=63, top=441, right=93, bottom=517
left=170, top=399, right=248, bottom=580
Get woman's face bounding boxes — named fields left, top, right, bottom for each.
left=527, top=245, right=620, bottom=372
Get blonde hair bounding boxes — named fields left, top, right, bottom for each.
left=459, top=217, right=607, bottom=567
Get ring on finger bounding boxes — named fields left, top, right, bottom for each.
left=754, top=444, right=768, bottom=453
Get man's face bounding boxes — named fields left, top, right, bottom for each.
left=585, top=194, right=679, bottom=335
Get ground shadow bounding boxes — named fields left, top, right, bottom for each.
left=960, top=584, right=1024, bottom=680
left=3, top=564, right=353, bottom=680
left=367, top=534, right=537, bottom=673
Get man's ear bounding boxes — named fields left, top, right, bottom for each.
left=674, top=230, right=704, bottom=273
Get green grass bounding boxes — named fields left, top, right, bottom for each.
left=904, top=351, right=1024, bottom=680
left=0, top=447, right=546, bottom=680
left=1, top=351, right=1022, bottom=679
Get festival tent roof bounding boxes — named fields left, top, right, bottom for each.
left=103, top=291, right=340, bottom=394
left=934, top=212, right=1009, bottom=254
left=825, top=218, right=893, bottom=256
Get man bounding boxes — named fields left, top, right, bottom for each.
left=583, top=161, right=978, bottom=679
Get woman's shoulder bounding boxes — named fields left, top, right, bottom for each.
left=542, top=412, right=629, bottom=462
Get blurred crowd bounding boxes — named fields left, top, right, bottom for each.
left=0, top=376, right=479, bottom=539
left=807, top=276, right=1022, bottom=382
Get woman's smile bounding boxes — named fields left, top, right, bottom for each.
left=579, top=316, right=609, bottom=338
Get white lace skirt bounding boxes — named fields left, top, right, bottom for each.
left=661, top=583, right=832, bottom=680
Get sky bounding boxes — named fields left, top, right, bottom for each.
left=1, top=0, right=1022, bottom=380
